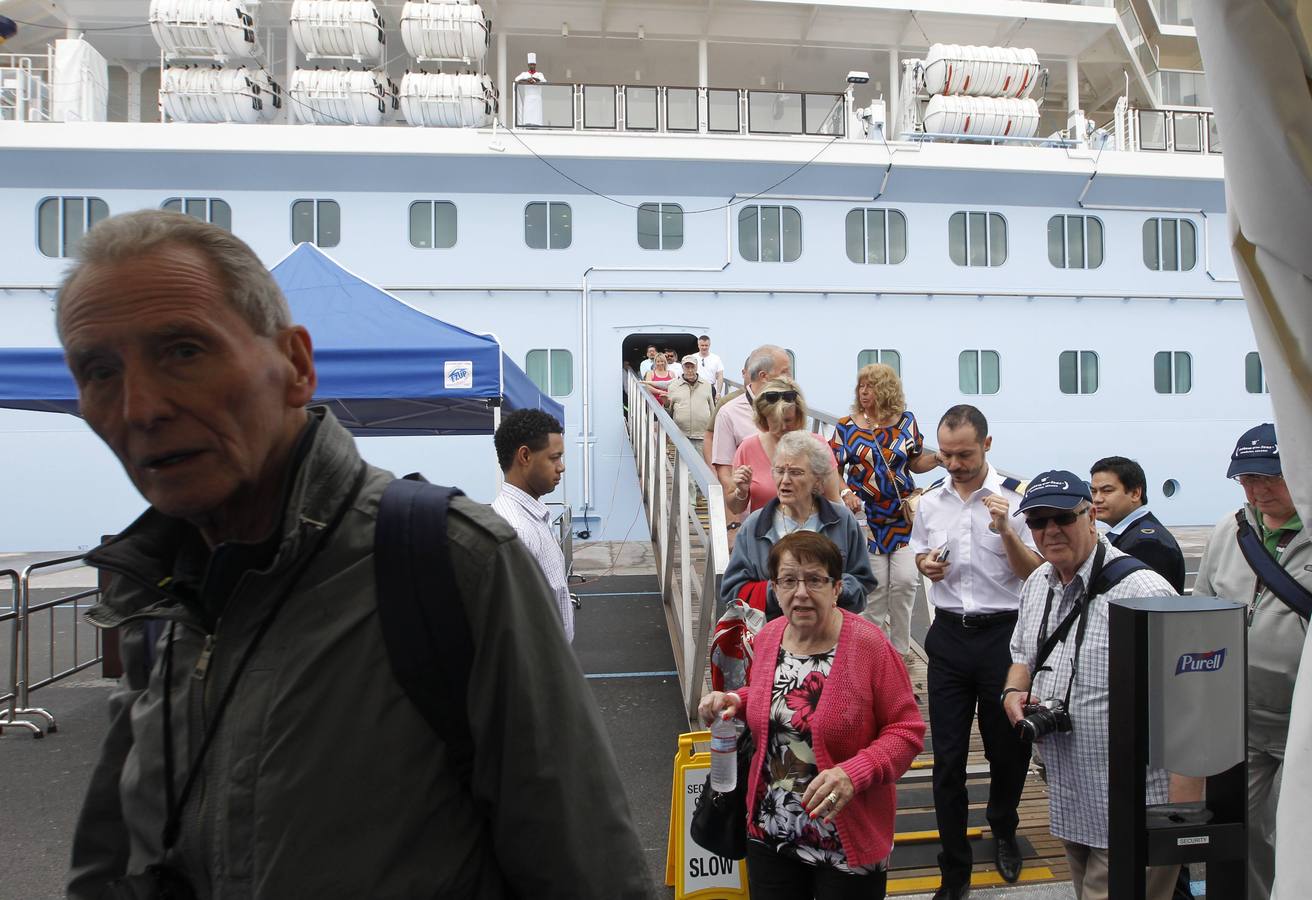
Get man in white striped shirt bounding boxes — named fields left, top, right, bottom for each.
left=492, top=409, right=575, bottom=641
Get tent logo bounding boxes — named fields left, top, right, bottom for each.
left=445, top=361, right=473, bottom=389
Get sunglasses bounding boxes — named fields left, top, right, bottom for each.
left=761, top=390, right=799, bottom=404
left=1024, top=508, right=1087, bottom=531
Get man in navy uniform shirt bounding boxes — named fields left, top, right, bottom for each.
left=1089, top=456, right=1185, bottom=593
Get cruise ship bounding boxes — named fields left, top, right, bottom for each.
left=0, top=0, right=1268, bottom=551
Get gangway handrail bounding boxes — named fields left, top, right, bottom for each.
left=625, top=371, right=729, bottom=722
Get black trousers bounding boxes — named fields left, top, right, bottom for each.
left=925, top=613, right=1031, bottom=888
left=746, top=841, right=888, bottom=900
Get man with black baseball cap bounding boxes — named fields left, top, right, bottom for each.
left=1003, top=471, right=1184, bottom=900
left=1194, top=423, right=1311, bottom=900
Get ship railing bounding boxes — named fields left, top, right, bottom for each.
left=0, top=555, right=102, bottom=739
left=625, top=370, right=730, bottom=723
left=1129, top=106, right=1220, bottom=154
left=516, top=82, right=847, bottom=138
left=0, top=51, right=53, bottom=122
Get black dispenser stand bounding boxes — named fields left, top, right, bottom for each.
left=1108, top=599, right=1247, bottom=899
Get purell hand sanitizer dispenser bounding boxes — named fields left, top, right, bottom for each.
left=1108, top=596, right=1247, bottom=900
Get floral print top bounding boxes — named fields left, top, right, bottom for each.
left=753, top=647, right=883, bottom=873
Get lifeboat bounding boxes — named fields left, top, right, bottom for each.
left=160, top=65, right=282, bottom=123
left=150, top=0, right=261, bottom=61
left=922, top=95, right=1040, bottom=139
left=922, top=44, right=1039, bottom=99
left=400, top=72, right=495, bottom=127
left=399, top=2, right=490, bottom=63
left=290, top=0, right=386, bottom=62
left=290, top=68, right=398, bottom=125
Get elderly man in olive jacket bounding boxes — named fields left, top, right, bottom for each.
left=60, top=210, right=654, bottom=900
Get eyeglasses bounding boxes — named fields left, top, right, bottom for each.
left=1234, top=474, right=1283, bottom=487
left=1024, top=508, right=1088, bottom=531
left=761, top=390, right=799, bottom=404
left=773, top=575, right=835, bottom=592
left=771, top=466, right=809, bottom=479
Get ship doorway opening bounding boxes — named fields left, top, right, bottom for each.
left=621, top=332, right=698, bottom=418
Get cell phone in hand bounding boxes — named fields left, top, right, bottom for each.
left=936, top=545, right=951, bottom=564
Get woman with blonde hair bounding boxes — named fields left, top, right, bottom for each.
left=726, top=377, right=848, bottom=517
left=829, top=364, right=939, bottom=659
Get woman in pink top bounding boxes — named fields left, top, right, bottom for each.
left=642, top=356, right=674, bottom=403
left=699, top=531, right=924, bottom=898
left=725, top=377, right=848, bottom=517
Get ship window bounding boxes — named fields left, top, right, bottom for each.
left=526, top=349, right=573, bottom=397
left=949, top=211, right=1006, bottom=267
left=525, top=202, right=572, bottom=250
left=739, top=205, right=801, bottom=262
left=1048, top=215, right=1103, bottom=269
left=846, top=209, right=907, bottom=265
left=163, top=197, right=231, bottom=230
left=1143, top=218, right=1196, bottom=271
left=1245, top=352, right=1268, bottom=394
left=291, top=199, right=340, bottom=248
left=637, top=203, right=683, bottom=251
left=37, top=196, right=109, bottom=258
left=785, top=349, right=797, bottom=379
left=1059, top=350, right=1099, bottom=394
left=856, top=349, right=901, bottom=376
left=1154, top=351, right=1192, bottom=394
left=959, top=350, right=1000, bottom=395
left=409, top=201, right=457, bottom=249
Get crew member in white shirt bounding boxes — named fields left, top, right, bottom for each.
left=910, top=404, right=1042, bottom=900
left=514, top=52, right=547, bottom=127
left=694, top=334, right=725, bottom=396
left=492, top=409, right=575, bottom=641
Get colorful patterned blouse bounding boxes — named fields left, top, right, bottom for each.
left=829, top=411, right=924, bottom=554
left=754, top=647, right=882, bottom=874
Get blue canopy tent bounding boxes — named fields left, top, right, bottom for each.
left=0, top=243, right=563, bottom=435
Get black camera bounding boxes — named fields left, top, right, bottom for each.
left=1015, top=699, right=1072, bottom=742
left=104, top=865, right=198, bottom=900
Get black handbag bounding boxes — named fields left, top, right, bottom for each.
left=690, top=728, right=753, bottom=860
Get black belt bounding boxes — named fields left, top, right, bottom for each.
left=934, top=608, right=1018, bottom=629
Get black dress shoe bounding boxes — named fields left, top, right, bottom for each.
left=995, top=833, right=1023, bottom=883
left=931, top=884, right=970, bottom=900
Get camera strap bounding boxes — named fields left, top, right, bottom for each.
left=159, top=463, right=368, bottom=854
left=1031, top=543, right=1108, bottom=701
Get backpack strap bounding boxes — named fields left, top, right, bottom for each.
left=374, top=475, right=475, bottom=780
left=1090, top=554, right=1150, bottom=598
left=1234, top=509, right=1312, bottom=620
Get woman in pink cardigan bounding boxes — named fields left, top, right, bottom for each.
left=699, top=531, right=924, bottom=898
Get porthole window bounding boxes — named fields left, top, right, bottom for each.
left=1245, top=352, right=1269, bottom=394
left=526, top=349, right=573, bottom=396
left=1162, top=479, right=1180, bottom=498
left=1059, top=350, right=1099, bottom=394
left=637, top=203, right=683, bottom=250
left=949, top=211, right=1006, bottom=267
left=163, top=197, right=231, bottom=230
left=1143, top=218, right=1197, bottom=271
left=525, top=201, right=572, bottom=250
left=37, top=196, right=109, bottom=258
left=291, top=199, right=340, bottom=247
left=409, top=201, right=457, bottom=249
left=1048, top=215, right=1103, bottom=269
left=1154, top=351, right=1192, bottom=394
left=739, top=205, right=802, bottom=262
left=959, top=350, right=1000, bottom=395
left=857, top=349, right=901, bottom=376
left=845, top=208, right=907, bottom=264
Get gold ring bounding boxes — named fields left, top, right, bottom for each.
left=825, top=791, right=839, bottom=806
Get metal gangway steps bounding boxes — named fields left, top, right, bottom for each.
left=623, top=371, right=1075, bottom=894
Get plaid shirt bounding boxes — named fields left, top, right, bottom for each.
left=1009, top=538, right=1175, bottom=847
left=492, top=483, right=574, bottom=642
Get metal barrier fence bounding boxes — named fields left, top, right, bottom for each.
left=0, top=554, right=102, bottom=739
left=625, top=371, right=730, bottom=722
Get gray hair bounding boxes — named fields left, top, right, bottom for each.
left=773, top=430, right=832, bottom=484
left=56, top=210, right=291, bottom=340
left=744, top=344, right=787, bottom=382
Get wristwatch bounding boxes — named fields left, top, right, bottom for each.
left=1000, top=687, right=1024, bottom=705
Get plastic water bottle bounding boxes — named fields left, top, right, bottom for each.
left=709, top=716, right=738, bottom=793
